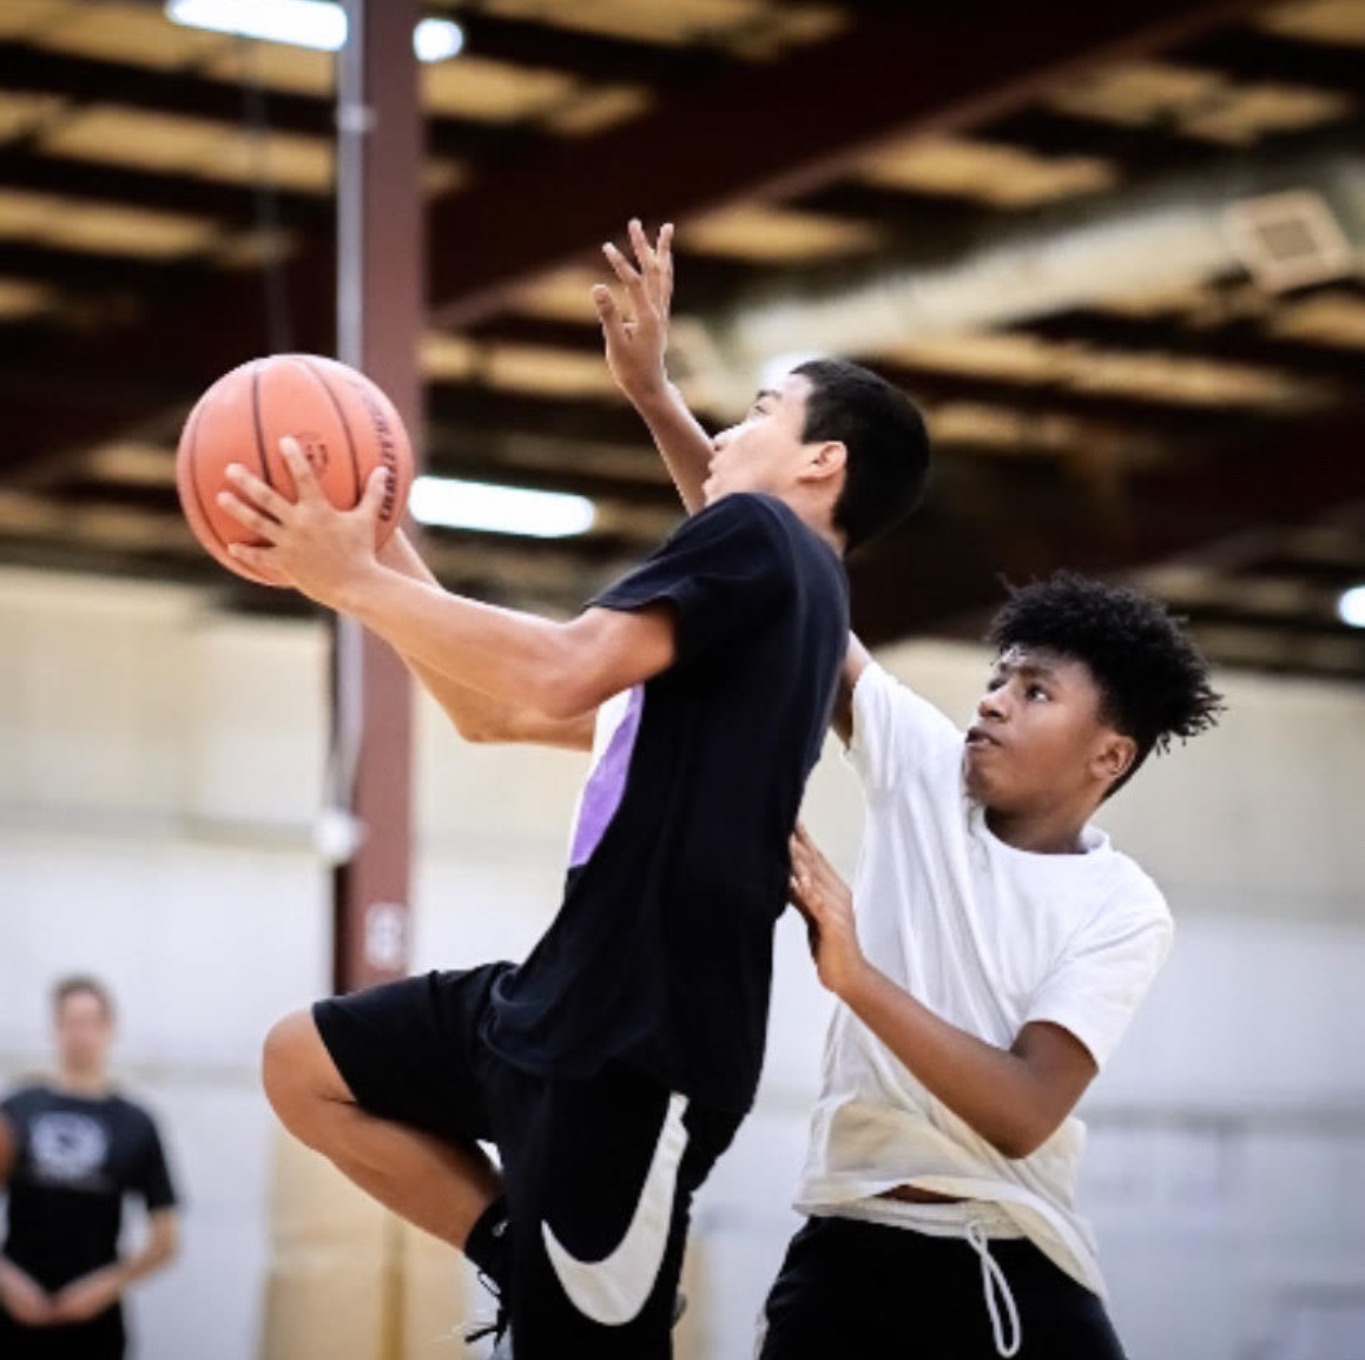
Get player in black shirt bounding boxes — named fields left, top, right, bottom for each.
left=219, top=223, right=929, bottom=1356
left=0, top=977, right=179, bottom=1360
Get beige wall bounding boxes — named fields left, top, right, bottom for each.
left=2, top=567, right=1364, bottom=1358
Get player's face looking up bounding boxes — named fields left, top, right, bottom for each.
left=55, top=989, right=113, bottom=1075
left=703, top=374, right=844, bottom=509
left=963, top=646, right=1136, bottom=816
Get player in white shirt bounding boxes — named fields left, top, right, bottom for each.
left=597, top=221, right=1224, bottom=1359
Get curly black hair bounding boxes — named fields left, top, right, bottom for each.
left=987, top=571, right=1224, bottom=794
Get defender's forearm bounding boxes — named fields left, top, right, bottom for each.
left=839, top=963, right=1063, bottom=1160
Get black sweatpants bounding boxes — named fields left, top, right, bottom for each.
left=759, top=1215, right=1127, bottom=1359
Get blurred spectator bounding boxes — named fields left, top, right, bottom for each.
left=0, top=976, right=180, bottom=1359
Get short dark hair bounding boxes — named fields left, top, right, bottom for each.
left=988, top=571, right=1224, bottom=795
left=793, top=359, right=930, bottom=554
left=53, top=975, right=115, bottom=1021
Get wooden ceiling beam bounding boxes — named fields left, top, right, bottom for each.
left=1176, top=27, right=1365, bottom=95
left=0, top=144, right=330, bottom=230
left=847, top=405, right=1365, bottom=646
left=1010, top=309, right=1365, bottom=384
left=426, top=0, right=1260, bottom=326
left=862, top=357, right=1302, bottom=434
left=0, top=41, right=538, bottom=163
left=0, top=0, right=1257, bottom=480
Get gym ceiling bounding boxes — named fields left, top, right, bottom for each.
left=2, top=0, right=1364, bottom=679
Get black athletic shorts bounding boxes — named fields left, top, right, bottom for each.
left=0, top=1303, right=125, bottom=1359
left=759, top=1215, right=1127, bottom=1360
left=313, top=965, right=742, bottom=1359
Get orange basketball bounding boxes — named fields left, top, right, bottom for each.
left=176, top=354, right=414, bottom=586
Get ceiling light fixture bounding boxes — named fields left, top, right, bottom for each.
left=1337, top=584, right=1365, bottom=629
left=166, top=1, right=464, bottom=62
left=409, top=477, right=596, bottom=539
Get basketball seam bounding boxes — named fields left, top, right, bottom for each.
left=183, top=401, right=223, bottom=557
left=250, top=360, right=273, bottom=490
left=297, top=356, right=362, bottom=506
left=184, top=376, right=272, bottom=587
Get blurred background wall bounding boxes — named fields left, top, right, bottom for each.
left=2, top=564, right=1362, bottom=1360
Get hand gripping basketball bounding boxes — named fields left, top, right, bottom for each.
left=217, top=437, right=393, bottom=608
left=176, top=353, right=413, bottom=586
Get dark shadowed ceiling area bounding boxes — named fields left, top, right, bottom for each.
left=2, top=0, right=1364, bottom=677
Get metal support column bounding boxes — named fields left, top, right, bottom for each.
left=330, top=0, right=423, bottom=996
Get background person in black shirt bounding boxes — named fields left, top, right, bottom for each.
left=219, top=221, right=929, bottom=1355
left=0, top=976, right=179, bottom=1360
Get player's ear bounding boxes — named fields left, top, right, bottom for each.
left=1092, top=732, right=1136, bottom=787
left=801, top=439, right=846, bottom=486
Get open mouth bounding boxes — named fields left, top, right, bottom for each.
left=965, top=726, right=998, bottom=749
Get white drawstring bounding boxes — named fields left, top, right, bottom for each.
left=966, top=1220, right=1021, bottom=1358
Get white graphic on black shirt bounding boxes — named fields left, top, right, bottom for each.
left=30, top=1112, right=109, bottom=1184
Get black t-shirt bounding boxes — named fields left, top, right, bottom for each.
left=1, top=1084, right=178, bottom=1292
left=484, top=492, right=849, bottom=1112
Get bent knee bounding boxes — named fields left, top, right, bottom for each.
left=262, top=1010, right=349, bottom=1132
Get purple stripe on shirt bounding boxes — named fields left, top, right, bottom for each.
left=569, top=684, right=644, bottom=869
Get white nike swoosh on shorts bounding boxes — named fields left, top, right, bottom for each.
left=542, top=1091, right=691, bottom=1326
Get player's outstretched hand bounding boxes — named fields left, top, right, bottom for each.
left=788, top=823, right=866, bottom=998
left=218, top=437, right=389, bottom=609
left=594, top=218, right=674, bottom=404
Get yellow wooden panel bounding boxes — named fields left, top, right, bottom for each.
left=880, top=333, right=1070, bottom=383
left=423, top=55, right=579, bottom=121
left=0, top=92, right=66, bottom=143
left=1270, top=292, right=1365, bottom=348
left=205, top=42, right=335, bottom=97
left=86, top=443, right=178, bottom=486
left=483, top=0, right=772, bottom=45
left=0, top=188, right=217, bottom=258
left=486, top=343, right=619, bottom=397
left=681, top=204, right=881, bottom=261
left=0, top=0, right=81, bottom=40
left=34, top=1, right=227, bottom=68
left=1048, top=61, right=1226, bottom=125
left=1181, top=83, right=1354, bottom=144
left=544, top=84, right=654, bottom=137
left=0, top=277, right=52, bottom=320
left=1259, top=0, right=1365, bottom=46
left=1071, top=351, right=1323, bottom=408
left=859, top=135, right=1116, bottom=208
left=511, top=267, right=605, bottom=322
left=41, top=106, right=224, bottom=174
left=878, top=330, right=1327, bottom=409
left=40, top=106, right=336, bottom=193
left=420, top=332, right=481, bottom=381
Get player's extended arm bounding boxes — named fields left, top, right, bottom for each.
left=50, top=1208, right=179, bottom=1325
left=376, top=530, right=594, bottom=751
left=594, top=219, right=712, bottom=516
left=598, top=219, right=869, bottom=745
left=789, top=826, right=1097, bottom=1159
left=218, top=441, right=677, bottom=724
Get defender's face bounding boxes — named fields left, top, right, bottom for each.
left=55, top=991, right=113, bottom=1073
left=963, top=647, right=1117, bottom=812
left=703, top=374, right=815, bottom=505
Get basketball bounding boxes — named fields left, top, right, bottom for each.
left=176, top=354, right=414, bottom=586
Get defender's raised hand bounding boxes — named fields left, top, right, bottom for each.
left=594, top=218, right=674, bottom=403
left=789, top=823, right=867, bottom=998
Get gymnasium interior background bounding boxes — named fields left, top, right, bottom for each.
left=2, top=1, right=1364, bottom=1357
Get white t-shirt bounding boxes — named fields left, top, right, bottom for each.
left=795, top=661, right=1173, bottom=1297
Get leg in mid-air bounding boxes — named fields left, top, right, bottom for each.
left=261, top=1001, right=503, bottom=1263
